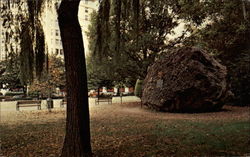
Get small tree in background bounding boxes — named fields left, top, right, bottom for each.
left=29, top=55, right=65, bottom=98
left=86, top=54, right=114, bottom=96
left=0, top=58, right=23, bottom=91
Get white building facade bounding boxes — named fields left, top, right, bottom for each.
left=78, top=0, right=99, bottom=55
left=42, top=0, right=98, bottom=58
left=0, top=4, right=20, bottom=62
left=0, top=0, right=99, bottom=62
left=0, top=20, right=6, bottom=61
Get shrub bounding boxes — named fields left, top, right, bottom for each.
left=134, top=79, right=143, bottom=98
left=28, top=91, right=40, bottom=98
left=5, top=92, right=24, bottom=97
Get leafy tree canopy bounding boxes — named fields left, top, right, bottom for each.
left=88, top=0, right=250, bottom=105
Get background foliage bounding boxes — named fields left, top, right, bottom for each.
left=29, top=56, right=65, bottom=97
left=89, top=0, right=250, bottom=105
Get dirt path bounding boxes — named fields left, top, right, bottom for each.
left=90, top=102, right=250, bottom=121
left=1, top=103, right=249, bottom=125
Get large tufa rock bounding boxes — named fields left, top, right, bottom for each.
left=142, top=47, right=230, bottom=112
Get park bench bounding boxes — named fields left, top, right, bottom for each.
left=60, top=98, right=67, bottom=108
left=0, top=96, right=5, bottom=101
left=95, top=95, right=112, bottom=105
left=16, top=100, right=42, bottom=111
left=1, top=96, right=12, bottom=101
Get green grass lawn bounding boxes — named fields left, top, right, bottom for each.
left=0, top=103, right=249, bottom=156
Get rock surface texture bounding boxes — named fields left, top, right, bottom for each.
left=142, top=47, right=230, bottom=112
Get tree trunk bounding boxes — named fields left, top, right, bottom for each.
left=242, top=0, right=248, bottom=21
left=97, top=87, right=100, bottom=97
left=58, top=0, right=92, bottom=156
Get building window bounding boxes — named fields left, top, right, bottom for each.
left=60, top=49, right=63, bottom=55
left=51, top=30, right=53, bottom=36
left=85, top=0, right=88, bottom=4
left=85, top=15, right=88, bottom=21
left=51, top=48, right=54, bottom=54
left=56, top=39, right=59, bottom=45
left=55, top=30, right=59, bottom=36
left=55, top=2, right=59, bottom=10
left=55, top=49, right=59, bottom=55
left=85, top=8, right=88, bottom=13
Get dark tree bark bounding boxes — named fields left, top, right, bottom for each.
left=58, top=0, right=92, bottom=156
left=97, top=87, right=100, bottom=97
